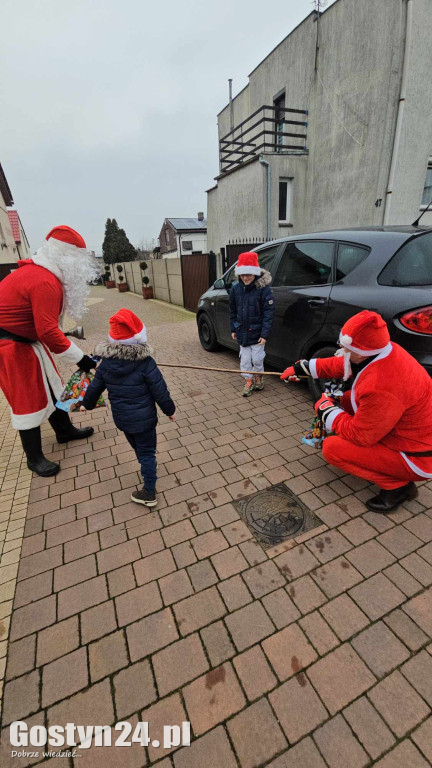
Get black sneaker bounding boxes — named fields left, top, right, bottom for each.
left=131, top=488, right=157, bottom=507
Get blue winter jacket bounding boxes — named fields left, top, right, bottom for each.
left=229, top=269, right=274, bottom=347
left=81, top=341, right=175, bottom=434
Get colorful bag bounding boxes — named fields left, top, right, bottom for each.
left=56, top=357, right=105, bottom=412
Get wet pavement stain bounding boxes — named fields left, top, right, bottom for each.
left=341, top=561, right=350, bottom=569
left=324, top=536, right=331, bottom=543
left=205, top=667, right=226, bottom=689
left=208, top=491, right=217, bottom=499
left=337, top=502, right=348, bottom=512
left=280, top=564, right=292, bottom=577
left=289, top=586, right=296, bottom=597
left=315, top=540, right=325, bottom=553
left=291, top=656, right=307, bottom=687
left=256, top=567, right=263, bottom=575
left=243, top=480, right=252, bottom=489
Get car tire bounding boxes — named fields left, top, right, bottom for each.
left=198, top=314, right=220, bottom=352
left=307, top=346, right=339, bottom=401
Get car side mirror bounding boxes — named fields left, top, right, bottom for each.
left=213, top=278, right=225, bottom=289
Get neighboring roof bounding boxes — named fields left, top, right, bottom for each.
left=0, top=163, right=14, bottom=206
left=166, top=217, right=207, bottom=232
left=7, top=210, right=20, bottom=243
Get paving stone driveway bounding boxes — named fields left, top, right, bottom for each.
left=1, top=286, right=432, bottom=767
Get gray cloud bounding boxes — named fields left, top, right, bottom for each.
left=1, top=0, right=335, bottom=252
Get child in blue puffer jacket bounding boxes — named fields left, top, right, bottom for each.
left=229, top=251, right=274, bottom=397
left=80, top=308, right=175, bottom=507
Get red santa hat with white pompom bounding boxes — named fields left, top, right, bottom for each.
left=235, top=251, right=261, bottom=276
left=45, top=225, right=87, bottom=249
left=108, top=309, right=147, bottom=345
left=336, top=310, right=391, bottom=379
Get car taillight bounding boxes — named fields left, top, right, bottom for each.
left=400, top=307, right=432, bottom=335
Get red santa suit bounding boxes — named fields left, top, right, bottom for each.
left=308, top=313, right=432, bottom=489
left=0, top=227, right=87, bottom=429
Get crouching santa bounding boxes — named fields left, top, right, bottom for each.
left=281, top=310, right=432, bottom=513
left=0, top=225, right=99, bottom=477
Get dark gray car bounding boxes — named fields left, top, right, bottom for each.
left=197, top=227, right=432, bottom=398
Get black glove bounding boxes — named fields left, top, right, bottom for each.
left=77, top=355, right=96, bottom=373
left=314, top=394, right=341, bottom=428
left=280, top=360, right=310, bottom=381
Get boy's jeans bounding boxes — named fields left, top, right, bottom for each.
left=124, top=428, right=157, bottom=492
left=239, top=344, right=266, bottom=380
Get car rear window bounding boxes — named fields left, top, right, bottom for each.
left=336, top=243, right=369, bottom=280
left=273, top=241, right=334, bottom=286
left=378, top=232, right=432, bottom=286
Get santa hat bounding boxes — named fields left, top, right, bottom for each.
left=235, top=251, right=261, bottom=276
left=336, top=310, right=391, bottom=379
left=108, top=309, right=147, bottom=345
left=46, top=225, right=86, bottom=249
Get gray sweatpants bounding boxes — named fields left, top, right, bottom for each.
left=239, top=344, right=266, bottom=380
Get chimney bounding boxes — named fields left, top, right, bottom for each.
left=198, top=212, right=204, bottom=221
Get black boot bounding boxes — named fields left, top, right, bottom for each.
left=366, top=482, right=418, bottom=513
left=19, top=427, right=60, bottom=477
left=48, top=408, right=94, bottom=443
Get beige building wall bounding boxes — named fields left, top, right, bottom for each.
left=209, top=0, right=432, bottom=253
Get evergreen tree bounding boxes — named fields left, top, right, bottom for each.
left=102, top=218, right=136, bottom=263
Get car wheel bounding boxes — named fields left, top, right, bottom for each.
left=307, top=346, right=339, bottom=400
left=198, top=314, right=220, bottom=352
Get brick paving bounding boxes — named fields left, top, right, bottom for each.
left=1, top=285, right=432, bottom=766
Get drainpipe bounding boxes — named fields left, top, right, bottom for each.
left=383, top=0, right=413, bottom=225
left=259, top=156, right=271, bottom=241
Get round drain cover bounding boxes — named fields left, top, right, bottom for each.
left=242, top=486, right=305, bottom=546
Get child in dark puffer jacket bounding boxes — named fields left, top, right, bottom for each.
left=229, top=251, right=274, bottom=397
left=80, top=308, right=175, bottom=507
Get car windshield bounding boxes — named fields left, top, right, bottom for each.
left=378, top=231, right=432, bottom=286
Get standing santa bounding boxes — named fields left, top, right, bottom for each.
left=0, top=225, right=99, bottom=477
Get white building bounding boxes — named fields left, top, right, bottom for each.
left=158, top=215, right=207, bottom=259
left=207, top=0, right=432, bottom=262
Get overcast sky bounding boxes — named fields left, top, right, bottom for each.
left=1, top=0, right=336, bottom=253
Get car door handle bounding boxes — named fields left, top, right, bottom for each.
left=308, top=298, right=326, bottom=307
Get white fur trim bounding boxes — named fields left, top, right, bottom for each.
left=56, top=340, right=84, bottom=363
left=108, top=325, right=147, bottom=345
left=11, top=342, right=64, bottom=428
left=309, top=359, right=318, bottom=379
left=235, top=265, right=261, bottom=276
left=338, top=332, right=392, bottom=357
left=400, top=453, right=432, bottom=478
left=324, top=407, right=344, bottom=431
left=350, top=343, right=393, bottom=413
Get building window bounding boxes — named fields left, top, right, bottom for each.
left=279, top=178, right=293, bottom=222
left=421, top=158, right=432, bottom=207
left=165, top=230, right=170, bottom=247
left=182, top=241, right=192, bottom=251
left=274, top=92, right=286, bottom=152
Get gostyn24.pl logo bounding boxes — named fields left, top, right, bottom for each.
left=10, top=720, right=191, bottom=756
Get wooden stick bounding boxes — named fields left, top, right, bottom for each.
left=157, top=362, right=307, bottom=378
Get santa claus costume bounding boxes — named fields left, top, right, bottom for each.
left=0, top=225, right=99, bottom=476
left=281, top=311, right=432, bottom=512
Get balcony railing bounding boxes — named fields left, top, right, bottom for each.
left=219, top=104, right=308, bottom=174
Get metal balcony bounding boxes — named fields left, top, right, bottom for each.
left=219, top=104, right=308, bottom=174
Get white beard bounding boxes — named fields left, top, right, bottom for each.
left=33, top=239, right=100, bottom=321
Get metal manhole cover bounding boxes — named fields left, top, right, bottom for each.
left=233, top=483, right=323, bottom=550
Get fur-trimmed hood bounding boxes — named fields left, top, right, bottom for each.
left=95, top=341, right=154, bottom=361
left=254, top=269, right=272, bottom=289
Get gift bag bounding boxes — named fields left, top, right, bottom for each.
left=56, top=357, right=105, bottom=412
